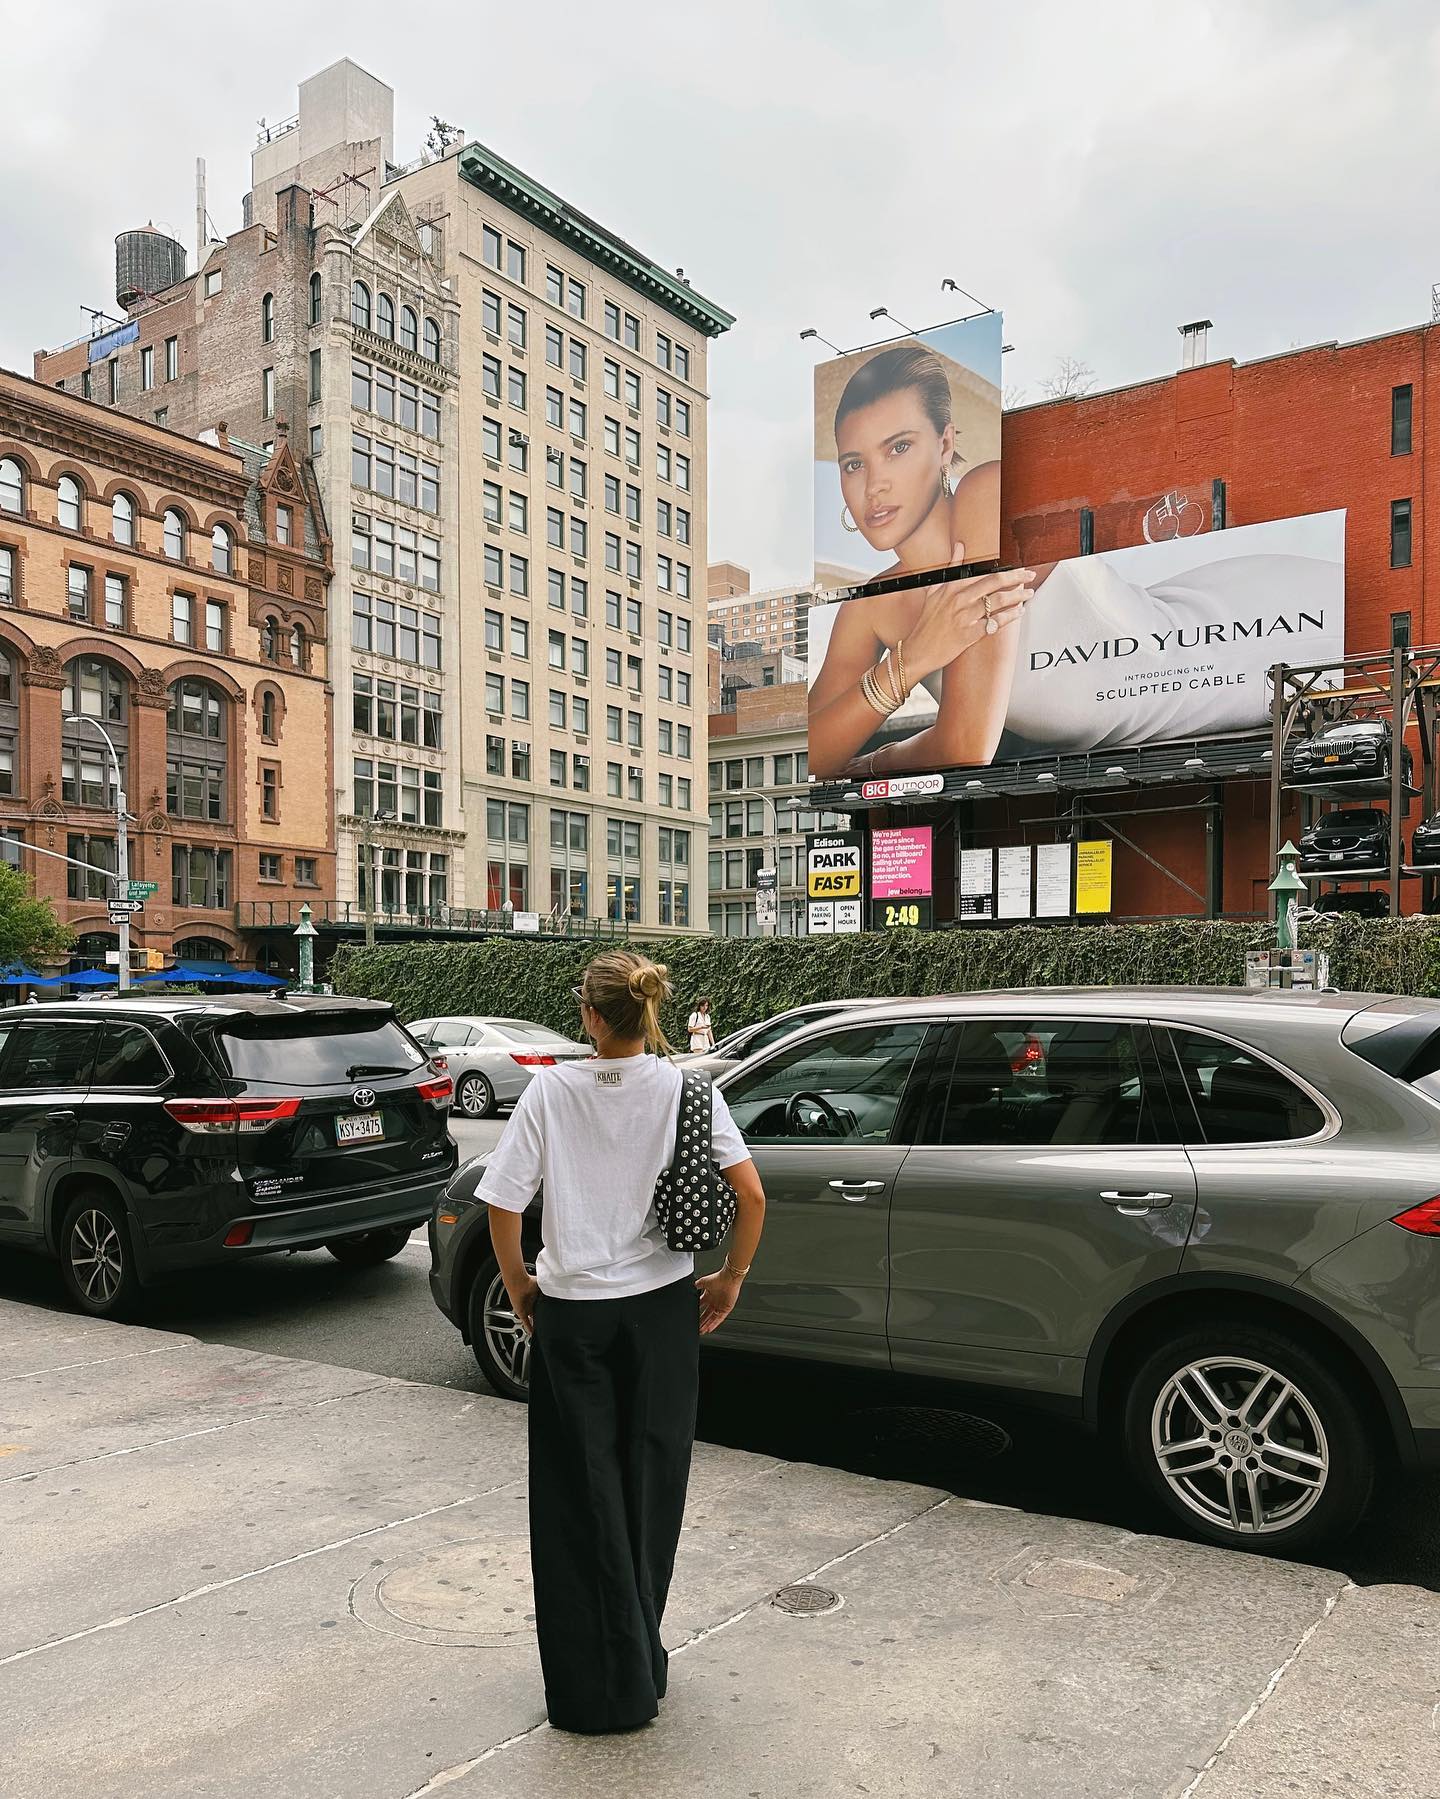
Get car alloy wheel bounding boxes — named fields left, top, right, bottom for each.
left=70, top=1207, right=126, bottom=1309
left=1150, top=1355, right=1329, bottom=1537
left=481, top=1263, right=532, bottom=1392
left=457, top=1072, right=496, bottom=1119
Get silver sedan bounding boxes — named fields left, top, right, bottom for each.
left=407, top=1015, right=591, bottom=1118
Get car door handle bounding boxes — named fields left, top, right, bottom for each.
left=828, top=1179, right=885, bottom=1203
left=1100, top=1189, right=1172, bottom=1215
left=49, top=1110, right=77, bottom=1124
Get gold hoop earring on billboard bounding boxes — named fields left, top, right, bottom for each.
left=940, top=466, right=954, bottom=500
left=841, top=506, right=859, bottom=533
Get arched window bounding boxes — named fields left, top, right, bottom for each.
left=292, top=621, right=307, bottom=670
left=261, top=292, right=275, bottom=343
left=309, top=272, right=323, bottom=326
left=57, top=475, right=82, bottom=531
left=0, top=647, right=16, bottom=798
left=111, top=492, right=135, bottom=545
left=351, top=281, right=371, bottom=330
left=260, top=617, right=282, bottom=662
left=399, top=306, right=418, bottom=354
left=376, top=293, right=395, bottom=339
left=211, top=524, right=233, bottom=575
left=260, top=689, right=278, bottom=741
left=175, top=936, right=232, bottom=966
left=167, top=678, right=228, bottom=822
left=61, top=658, right=129, bottom=806
left=162, top=508, right=187, bottom=561
left=423, top=317, right=442, bottom=362
left=0, top=458, right=23, bottom=515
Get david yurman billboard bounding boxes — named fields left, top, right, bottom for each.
left=813, top=314, right=1003, bottom=589
left=807, top=509, right=1345, bottom=781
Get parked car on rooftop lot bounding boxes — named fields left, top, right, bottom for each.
left=433, top=985, right=1440, bottom=1553
left=0, top=995, right=457, bottom=1319
left=406, top=1015, right=591, bottom=1118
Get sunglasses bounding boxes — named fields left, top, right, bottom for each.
left=571, top=986, right=588, bottom=1006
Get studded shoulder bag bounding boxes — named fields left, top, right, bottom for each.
left=652, top=1068, right=739, bottom=1252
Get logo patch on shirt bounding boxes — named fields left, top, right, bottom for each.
left=593, top=1069, right=623, bottom=1086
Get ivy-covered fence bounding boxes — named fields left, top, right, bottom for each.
left=328, top=915, right=1440, bottom=1039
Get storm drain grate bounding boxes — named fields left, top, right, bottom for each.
left=772, top=1583, right=842, bottom=1616
left=851, top=1406, right=1012, bottom=1462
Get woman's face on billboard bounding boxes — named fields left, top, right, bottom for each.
left=836, top=388, right=954, bottom=553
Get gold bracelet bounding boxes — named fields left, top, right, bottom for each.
left=723, top=1256, right=751, bottom=1279
left=895, top=637, right=909, bottom=704
left=880, top=654, right=902, bottom=708
left=861, top=665, right=899, bottom=717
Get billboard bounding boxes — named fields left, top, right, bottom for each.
left=870, top=826, right=933, bottom=930
left=807, top=509, right=1345, bottom=782
left=814, top=314, right=1003, bottom=589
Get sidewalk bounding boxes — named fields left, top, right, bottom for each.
left=1, top=1296, right=1435, bottom=1798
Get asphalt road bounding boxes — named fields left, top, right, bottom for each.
left=4, top=1112, right=1440, bottom=1591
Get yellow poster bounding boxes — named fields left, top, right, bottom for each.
left=1075, top=840, right=1113, bottom=914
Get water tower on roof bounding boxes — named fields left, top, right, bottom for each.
left=115, top=224, right=186, bottom=312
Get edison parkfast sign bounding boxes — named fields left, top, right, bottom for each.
left=807, top=831, right=863, bottom=935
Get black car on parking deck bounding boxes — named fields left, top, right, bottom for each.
left=1298, top=808, right=1390, bottom=872
left=1288, top=719, right=1412, bottom=786
left=0, top=995, right=456, bottom=1318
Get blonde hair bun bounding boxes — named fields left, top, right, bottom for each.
left=628, top=961, right=670, bottom=1003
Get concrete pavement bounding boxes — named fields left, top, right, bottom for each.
left=2, top=1297, right=1436, bottom=1798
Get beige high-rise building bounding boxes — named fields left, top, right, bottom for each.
left=37, top=58, right=733, bottom=940
left=388, top=122, right=733, bottom=932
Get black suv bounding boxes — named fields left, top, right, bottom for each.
left=1289, top=719, right=1412, bottom=787
left=1298, top=808, right=1390, bottom=872
left=0, top=995, right=456, bottom=1318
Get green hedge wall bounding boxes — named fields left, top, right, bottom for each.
left=329, top=915, right=1440, bottom=1040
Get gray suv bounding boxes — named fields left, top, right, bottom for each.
left=430, top=987, right=1440, bottom=1553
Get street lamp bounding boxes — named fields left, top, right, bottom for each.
left=65, top=714, right=131, bottom=992
left=1269, top=840, right=1307, bottom=952
left=358, top=809, right=395, bottom=949
left=293, top=900, right=318, bottom=993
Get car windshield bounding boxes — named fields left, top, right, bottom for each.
left=216, top=1013, right=425, bottom=1087
left=1317, top=722, right=1384, bottom=739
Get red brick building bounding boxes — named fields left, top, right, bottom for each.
left=838, top=321, right=1434, bottom=923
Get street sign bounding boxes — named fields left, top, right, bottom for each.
left=107, top=900, right=142, bottom=917
left=806, top=832, right=864, bottom=935
left=127, top=881, right=158, bottom=898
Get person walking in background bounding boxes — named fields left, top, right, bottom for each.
left=687, top=995, right=716, bottom=1053
left=481, top=950, right=765, bottom=1734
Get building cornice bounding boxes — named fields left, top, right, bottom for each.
left=0, top=372, right=249, bottom=510
left=455, top=145, right=735, bottom=340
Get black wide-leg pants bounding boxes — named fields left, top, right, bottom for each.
left=527, top=1272, right=700, bottom=1734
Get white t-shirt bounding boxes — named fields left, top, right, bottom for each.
left=478, top=1055, right=749, bottom=1301
left=687, top=1010, right=715, bottom=1052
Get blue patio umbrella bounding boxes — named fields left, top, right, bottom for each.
left=218, top=969, right=288, bottom=988
left=49, top=968, right=119, bottom=988
left=131, top=964, right=232, bottom=985
left=0, top=962, right=44, bottom=985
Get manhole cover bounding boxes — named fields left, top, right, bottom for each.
left=772, top=1583, right=842, bottom=1616
left=350, top=1535, right=535, bottom=1648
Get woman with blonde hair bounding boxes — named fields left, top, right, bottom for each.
left=480, top=948, right=765, bottom=1735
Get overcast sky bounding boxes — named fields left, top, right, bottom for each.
left=4, top=1, right=1437, bottom=587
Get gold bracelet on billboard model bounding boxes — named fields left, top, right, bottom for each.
left=894, top=638, right=909, bottom=704
left=861, top=666, right=899, bottom=717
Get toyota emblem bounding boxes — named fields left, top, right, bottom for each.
left=352, top=1088, right=377, bottom=1110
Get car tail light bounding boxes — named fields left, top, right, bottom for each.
left=163, top=1097, right=303, bottom=1135
left=417, top=1075, right=453, bottom=1109
left=1391, top=1197, right=1440, bottom=1236
left=510, top=1053, right=557, bottom=1067
left=1010, top=1034, right=1045, bottom=1076
left=429, top=1054, right=449, bottom=1073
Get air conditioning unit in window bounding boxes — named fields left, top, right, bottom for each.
left=570, top=435, right=586, bottom=450
left=485, top=522, right=501, bottom=535
left=508, top=429, right=529, bottom=446
left=573, top=379, right=586, bottom=392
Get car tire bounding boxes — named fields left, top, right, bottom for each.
left=455, top=1072, right=496, bottom=1120
left=468, top=1248, right=535, bottom=1401
left=1121, top=1319, right=1375, bottom=1553
left=324, top=1225, right=414, bottom=1267
left=59, top=1190, right=141, bottom=1321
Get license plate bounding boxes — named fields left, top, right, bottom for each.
left=1329, top=851, right=1346, bottom=860
left=1323, top=754, right=1340, bottom=764
left=336, top=1112, right=384, bottom=1145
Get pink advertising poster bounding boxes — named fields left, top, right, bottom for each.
left=870, top=826, right=934, bottom=900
